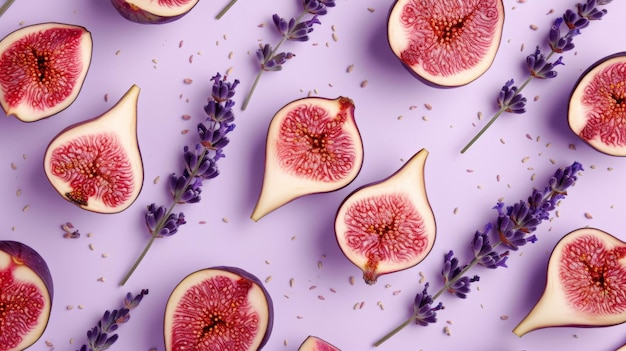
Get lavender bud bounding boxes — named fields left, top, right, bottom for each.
left=497, top=79, right=527, bottom=114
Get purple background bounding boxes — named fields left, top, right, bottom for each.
left=1, top=0, right=626, bottom=350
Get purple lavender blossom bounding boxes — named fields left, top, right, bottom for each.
left=412, top=283, right=444, bottom=326
left=527, top=46, right=564, bottom=79
left=497, top=79, right=527, bottom=114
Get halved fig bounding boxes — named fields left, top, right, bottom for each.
left=298, top=335, right=341, bottom=351
left=568, top=52, right=626, bottom=156
left=0, top=241, right=53, bottom=351
left=335, top=149, right=436, bottom=285
left=387, top=0, right=504, bottom=87
left=0, top=22, right=92, bottom=122
left=43, top=85, right=143, bottom=214
left=111, top=0, right=199, bottom=24
left=251, top=96, right=363, bottom=221
left=513, top=228, right=626, bottom=336
left=164, top=266, right=273, bottom=351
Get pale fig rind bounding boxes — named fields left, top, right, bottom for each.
left=43, top=85, right=144, bottom=214
left=111, top=0, right=199, bottom=24
left=387, top=0, right=504, bottom=87
left=335, top=149, right=436, bottom=285
left=251, top=96, right=364, bottom=221
left=513, top=227, right=626, bottom=336
left=298, top=335, right=341, bottom=351
left=0, top=241, right=53, bottom=351
left=0, top=22, right=92, bottom=122
left=568, top=52, right=626, bottom=156
left=164, top=266, right=273, bottom=351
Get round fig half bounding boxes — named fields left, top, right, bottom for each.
left=0, top=241, right=53, bottom=351
left=513, top=228, right=626, bottom=336
left=251, top=96, right=363, bottom=221
left=0, top=22, right=92, bottom=122
left=335, top=148, right=436, bottom=285
left=298, top=335, right=341, bottom=351
left=43, top=85, right=144, bottom=214
left=164, top=266, right=273, bottom=351
left=387, top=0, right=504, bottom=87
left=568, top=52, right=626, bottom=156
left=111, top=0, right=199, bottom=24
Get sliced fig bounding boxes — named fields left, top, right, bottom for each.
left=298, top=335, right=341, bottom=351
left=0, top=241, right=53, bottom=351
left=335, top=149, right=436, bottom=285
left=43, top=85, right=143, bottom=214
left=164, top=266, right=273, bottom=351
left=568, top=52, right=626, bottom=156
left=251, top=96, right=363, bottom=221
left=111, top=0, right=199, bottom=24
left=513, top=228, right=626, bottom=336
left=387, top=0, right=504, bottom=87
left=0, top=22, right=92, bottom=122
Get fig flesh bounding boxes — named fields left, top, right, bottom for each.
left=568, top=52, right=626, bottom=156
left=335, top=149, right=436, bottom=285
left=513, top=228, right=626, bottom=336
left=0, top=241, right=53, bottom=351
left=387, top=0, right=504, bottom=87
left=298, top=336, right=341, bottom=351
left=43, top=85, right=143, bottom=214
left=164, top=266, right=273, bottom=351
left=251, top=96, right=363, bottom=221
left=0, top=22, right=92, bottom=122
left=111, top=0, right=199, bottom=24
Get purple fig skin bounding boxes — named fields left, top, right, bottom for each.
left=0, top=240, right=53, bottom=301
left=111, top=0, right=198, bottom=24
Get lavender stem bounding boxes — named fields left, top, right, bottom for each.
left=215, top=0, right=237, bottom=19
left=0, top=0, right=15, bottom=17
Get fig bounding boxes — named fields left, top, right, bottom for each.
left=568, top=52, right=626, bottom=156
left=111, top=0, right=199, bottom=24
left=251, top=96, right=363, bottom=221
left=335, top=148, right=436, bottom=285
left=0, top=22, right=92, bottom=122
left=43, top=85, right=143, bottom=214
left=298, top=335, right=341, bottom=351
left=387, top=0, right=504, bottom=87
left=0, top=241, right=53, bottom=351
left=164, top=266, right=273, bottom=351
left=513, top=228, right=626, bottom=336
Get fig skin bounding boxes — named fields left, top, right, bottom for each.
left=0, top=240, right=53, bottom=351
left=298, top=335, right=341, bottom=351
left=513, top=228, right=626, bottom=336
left=164, top=266, right=274, bottom=351
left=568, top=52, right=626, bottom=156
left=0, top=22, right=92, bottom=122
left=387, top=0, right=505, bottom=87
left=334, top=148, right=436, bottom=285
left=111, top=0, right=199, bottom=24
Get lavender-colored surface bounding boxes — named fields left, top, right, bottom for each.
left=1, top=1, right=626, bottom=350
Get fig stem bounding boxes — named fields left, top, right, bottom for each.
left=215, top=0, right=237, bottom=20
left=0, top=0, right=15, bottom=17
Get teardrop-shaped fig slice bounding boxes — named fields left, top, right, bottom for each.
left=568, top=52, right=626, bottom=156
left=111, top=0, right=199, bottom=24
left=164, top=266, right=273, bottom=351
left=298, top=335, right=341, bottom=351
left=0, top=22, right=92, bottom=122
left=43, top=85, right=143, bottom=214
left=513, top=227, right=626, bottom=336
left=335, top=148, right=436, bottom=285
left=0, top=241, right=53, bottom=351
left=251, top=96, right=363, bottom=221
left=387, top=0, right=504, bottom=87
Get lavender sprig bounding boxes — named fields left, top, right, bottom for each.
left=460, top=0, right=612, bottom=153
left=240, top=0, right=335, bottom=110
left=119, top=73, right=239, bottom=286
left=373, top=161, right=583, bottom=347
left=76, top=289, right=148, bottom=351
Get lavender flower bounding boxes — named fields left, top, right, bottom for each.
left=76, top=289, right=148, bottom=351
left=120, top=73, right=239, bottom=286
left=461, top=0, right=612, bottom=153
left=241, top=0, right=334, bottom=110
left=373, top=162, right=583, bottom=347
